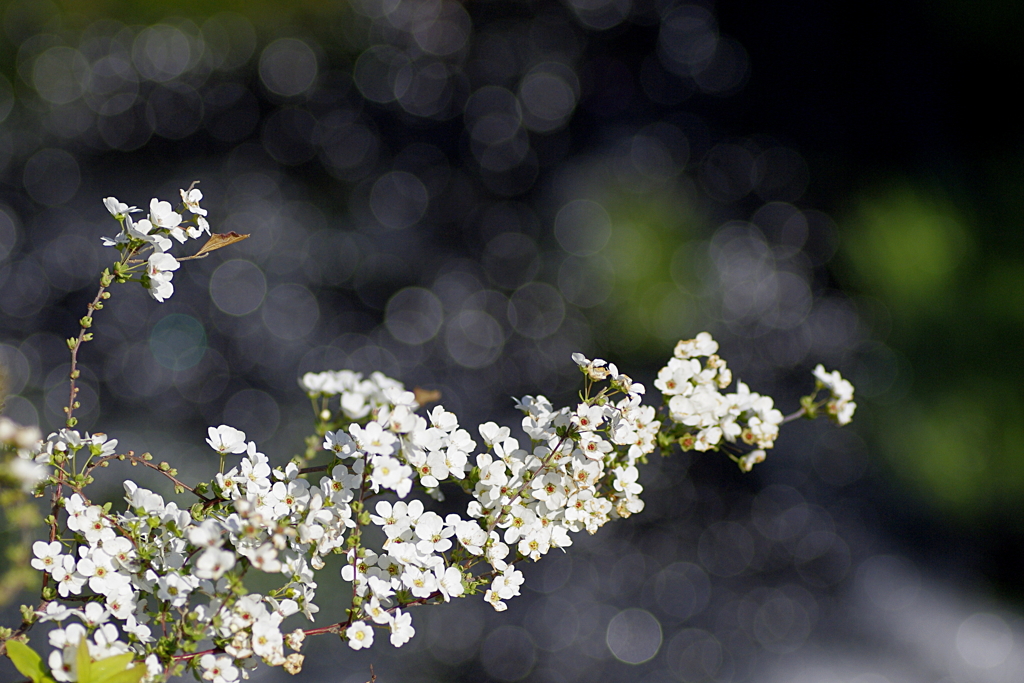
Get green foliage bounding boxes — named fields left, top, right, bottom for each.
left=841, top=185, right=973, bottom=316
left=5, top=639, right=56, bottom=683
left=584, top=188, right=705, bottom=358
left=79, top=649, right=146, bottom=683
left=838, top=176, right=1024, bottom=522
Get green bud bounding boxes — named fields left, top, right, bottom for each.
left=799, top=395, right=818, bottom=419
left=80, top=316, right=93, bottom=328
left=66, top=337, right=78, bottom=351
left=19, top=603, right=37, bottom=623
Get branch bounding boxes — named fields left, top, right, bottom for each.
left=779, top=406, right=807, bottom=426
left=64, top=283, right=110, bottom=428
left=87, top=452, right=215, bottom=503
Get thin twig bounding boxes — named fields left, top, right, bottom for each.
left=64, top=283, right=109, bottom=428
left=779, top=406, right=807, bottom=426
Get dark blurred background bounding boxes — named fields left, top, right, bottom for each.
left=2, top=0, right=1024, bottom=681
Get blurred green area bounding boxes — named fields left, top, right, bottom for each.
left=592, top=190, right=703, bottom=361
left=837, top=161, right=1024, bottom=522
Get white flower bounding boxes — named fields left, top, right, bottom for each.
left=436, top=565, right=465, bottom=601
left=200, top=654, right=239, bottom=683
left=571, top=353, right=610, bottom=380
left=149, top=198, right=184, bottom=239
left=350, top=421, right=397, bottom=456
left=191, top=215, right=211, bottom=238
left=31, top=540, right=64, bottom=574
left=195, top=547, right=236, bottom=580
left=53, top=556, right=85, bottom=597
left=126, top=215, right=173, bottom=253
left=285, top=629, right=305, bottom=651
left=323, top=430, right=357, bottom=456
left=478, top=422, right=511, bottom=447
left=346, top=621, right=374, bottom=650
left=181, top=186, right=207, bottom=216
left=738, top=449, right=766, bottom=472
left=251, top=619, right=284, bottom=662
left=390, top=609, right=415, bottom=646
left=36, top=601, right=78, bottom=623
left=365, top=597, right=390, bottom=625
left=146, top=251, right=179, bottom=302
left=207, top=425, right=248, bottom=455
left=573, top=403, right=605, bottom=431
left=674, top=332, right=718, bottom=359
left=103, top=197, right=139, bottom=219
left=484, top=589, right=507, bottom=612
left=369, top=455, right=413, bottom=497
left=156, top=572, right=194, bottom=606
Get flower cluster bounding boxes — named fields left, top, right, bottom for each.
left=655, top=333, right=784, bottom=466
left=100, top=185, right=209, bottom=302
left=813, top=364, right=857, bottom=425
left=299, top=370, right=410, bottom=422
left=3, top=326, right=857, bottom=683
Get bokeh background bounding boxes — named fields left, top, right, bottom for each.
left=2, top=0, right=1024, bottom=681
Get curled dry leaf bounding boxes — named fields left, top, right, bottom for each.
left=180, top=232, right=250, bottom=260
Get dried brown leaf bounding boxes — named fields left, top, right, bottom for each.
left=413, top=387, right=442, bottom=406
left=180, top=232, right=250, bottom=260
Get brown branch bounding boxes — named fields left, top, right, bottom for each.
left=135, top=455, right=210, bottom=501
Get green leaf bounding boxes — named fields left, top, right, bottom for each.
left=98, top=665, right=147, bottom=683
left=73, top=651, right=147, bottom=683
left=90, top=653, right=134, bottom=681
left=5, top=640, right=57, bottom=683
left=76, top=639, right=92, bottom=683
left=92, top=659, right=145, bottom=683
